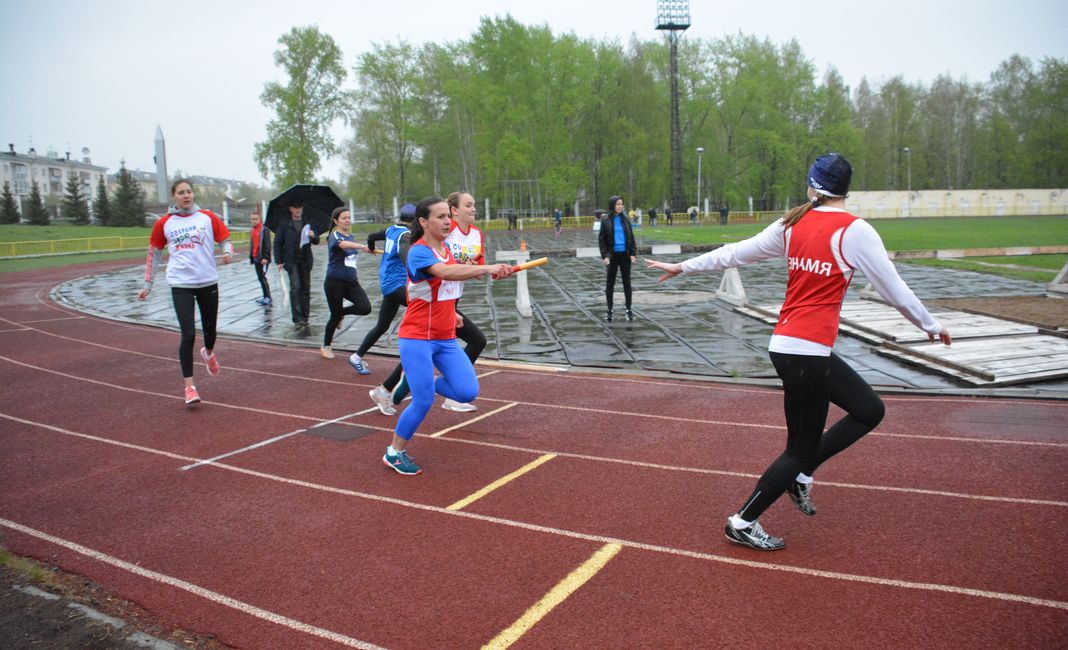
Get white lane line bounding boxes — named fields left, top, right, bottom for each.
left=180, top=407, right=382, bottom=471
left=492, top=366, right=1068, bottom=407
left=0, top=356, right=332, bottom=421
left=0, top=518, right=384, bottom=650
left=3, top=326, right=1064, bottom=447
left=430, top=402, right=518, bottom=438
left=1, top=402, right=1062, bottom=509
left=5, top=412, right=1067, bottom=612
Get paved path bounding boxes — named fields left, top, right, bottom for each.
left=50, top=226, right=1068, bottom=398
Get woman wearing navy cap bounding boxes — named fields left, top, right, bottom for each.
left=646, top=153, right=952, bottom=551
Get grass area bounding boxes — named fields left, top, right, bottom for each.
left=908, top=254, right=1066, bottom=283
left=643, top=215, right=1068, bottom=250
left=0, top=547, right=54, bottom=586
left=0, top=224, right=152, bottom=241
left=0, top=249, right=147, bottom=274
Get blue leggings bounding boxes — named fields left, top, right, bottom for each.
left=395, top=338, right=479, bottom=440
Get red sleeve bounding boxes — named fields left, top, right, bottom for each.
left=148, top=215, right=170, bottom=249
left=203, top=210, right=230, bottom=243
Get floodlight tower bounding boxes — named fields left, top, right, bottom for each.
left=656, top=0, right=690, bottom=214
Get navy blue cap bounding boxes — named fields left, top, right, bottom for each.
left=808, top=153, right=852, bottom=197
left=399, top=203, right=416, bottom=222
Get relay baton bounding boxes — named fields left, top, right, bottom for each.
left=511, top=257, right=549, bottom=273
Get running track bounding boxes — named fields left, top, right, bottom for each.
left=1, top=262, right=1066, bottom=649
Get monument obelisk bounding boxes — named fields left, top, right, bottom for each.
left=154, top=125, right=168, bottom=202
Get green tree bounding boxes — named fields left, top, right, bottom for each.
left=61, top=171, right=89, bottom=224
left=26, top=181, right=49, bottom=225
left=92, top=176, right=112, bottom=226
left=354, top=41, right=422, bottom=203
left=0, top=182, right=19, bottom=224
left=255, top=26, right=351, bottom=188
left=111, top=163, right=146, bottom=227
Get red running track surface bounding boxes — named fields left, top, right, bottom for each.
left=1, top=263, right=1066, bottom=648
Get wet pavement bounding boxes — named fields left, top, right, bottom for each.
left=51, top=225, right=1068, bottom=399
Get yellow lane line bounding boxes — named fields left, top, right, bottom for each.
left=446, top=453, right=557, bottom=511
left=483, top=543, right=623, bottom=649
left=430, top=402, right=518, bottom=438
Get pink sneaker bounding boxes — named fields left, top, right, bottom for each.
left=200, top=347, right=220, bottom=377
left=184, top=385, right=201, bottom=405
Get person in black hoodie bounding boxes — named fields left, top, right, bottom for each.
left=273, top=199, right=319, bottom=330
left=597, top=195, right=637, bottom=322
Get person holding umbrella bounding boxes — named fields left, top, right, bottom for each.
left=381, top=196, right=514, bottom=476
left=137, top=178, right=233, bottom=405
left=273, top=198, right=319, bottom=332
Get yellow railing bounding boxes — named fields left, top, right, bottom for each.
left=0, top=231, right=250, bottom=259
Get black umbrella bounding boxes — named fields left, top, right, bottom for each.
left=265, top=184, right=344, bottom=235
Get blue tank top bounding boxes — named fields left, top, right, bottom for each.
left=378, top=224, right=410, bottom=294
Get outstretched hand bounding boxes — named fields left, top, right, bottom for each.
left=644, top=259, right=682, bottom=283
left=929, top=329, right=952, bottom=346
left=489, top=263, right=514, bottom=280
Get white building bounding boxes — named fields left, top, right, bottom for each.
left=0, top=144, right=108, bottom=210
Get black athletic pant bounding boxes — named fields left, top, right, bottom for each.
left=286, top=263, right=312, bottom=324
left=384, top=310, right=486, bottom=400
left=253, top=261, right=271, bottom=299
left=171, top=284, right=218, bottom=378
left=737, top=352, right=885, bottom=522
left=605, top=251, right=633, bottom=311
left=356, top=286, right=408, bottom=357
left=323, top=276, right=371, bottom=347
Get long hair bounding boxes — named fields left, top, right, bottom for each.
left=409, top=196, right=445, bottom=242
left=328, top=206, right=349, bottom=235
left=782, top=194, right=828, bottom=228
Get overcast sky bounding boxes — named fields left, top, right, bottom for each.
left=2, top=0, right=1065, bottom=187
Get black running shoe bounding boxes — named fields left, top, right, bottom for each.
left=787, top=481, right=817, bottom=516
left=724, top=520, right=785, bottom=551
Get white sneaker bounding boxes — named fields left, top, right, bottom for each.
left=442, top=398, right=477, bottom=412
left=369, top=387, right=396, bottom=416
left=320, top=346, right=335, bottom=359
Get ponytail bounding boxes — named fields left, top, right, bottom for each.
left=782, top=194, right=826, bottom=228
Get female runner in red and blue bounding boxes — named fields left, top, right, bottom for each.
left=381, top=197, right=513, bottom=475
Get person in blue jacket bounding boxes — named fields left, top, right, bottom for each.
left=597, top=195, right=637, bottom=322
left=349, top=203, right=416, bottom=374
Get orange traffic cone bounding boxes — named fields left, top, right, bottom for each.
left=520, top=239, right=527, bottom=252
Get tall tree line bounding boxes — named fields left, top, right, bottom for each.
left=260, top=18, right=1067, bottom=214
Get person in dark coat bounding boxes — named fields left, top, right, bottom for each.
left=597, top=195, right=637, bottom=322
left=273, top=199, right=320, bottom=330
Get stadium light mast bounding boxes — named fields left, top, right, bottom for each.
left=656, top=0, right=690, bottom=215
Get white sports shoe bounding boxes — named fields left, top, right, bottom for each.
left=441, top=398, right=478, bottom=412
left=369, top=386, right=396, bottom=416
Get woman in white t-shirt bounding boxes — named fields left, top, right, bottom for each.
left=646, top=153, right=952, bottom=551
left=138, top=179, right=233, bottom=405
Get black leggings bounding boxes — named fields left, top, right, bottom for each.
left=171, top=285, right=218, bottom=378
left=605, top=252, right=632, bottom=311
left=253, top=261, right=271, bottom=299
left=738, top=352, right=885, bottom=522
left=356, top=286, right=408, bottom=357
left=323, top=276, right=371, bottom=347
left=384, top=310, right=486, bottom=399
